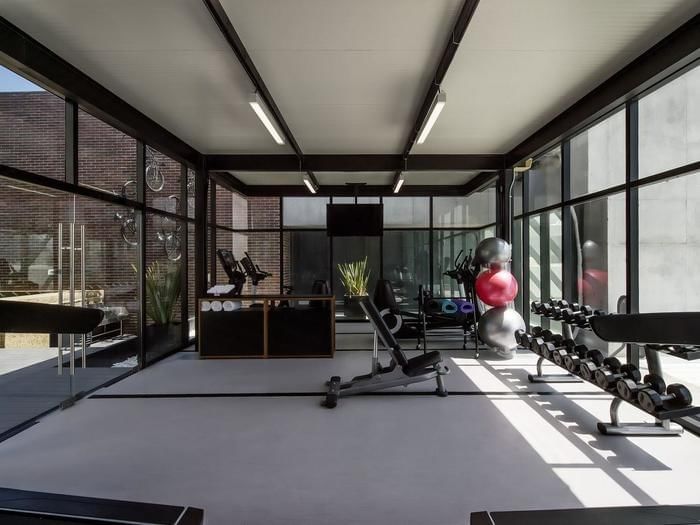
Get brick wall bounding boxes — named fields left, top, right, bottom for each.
left=0, top=92, right=194, bottom=344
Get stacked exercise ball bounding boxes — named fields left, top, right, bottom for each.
left=474, top=237, right=525, bottom=358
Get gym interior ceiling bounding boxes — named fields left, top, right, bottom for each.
left=1, top=0, right=698, bottom=191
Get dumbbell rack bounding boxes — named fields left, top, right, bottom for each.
left=524, top=301, right=700, bottom=436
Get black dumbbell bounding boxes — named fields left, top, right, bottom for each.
left=570, top=308, right=606, bottom=328
left=579, top=349, right=606, bottom=381
left=617, top=373, right=666, bottom=402
left=562, top=305, right=593, bottom=324
left=551, top=342, right=588, bottom=367
left=556, top=300, right=580, bottom=311
left=595, top=360, right=641, bottom=389
left=538, top=336, right=570, bottom=360
left=530, top=330, right=562, bottom=355
left=514, top=329, right=528, bottom=347
left=638, top=383, right=693, bottom=413
left=562, top=345, right=589, bottom=372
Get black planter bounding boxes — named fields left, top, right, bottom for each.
left=343, top=295, right=367, bottom=319
left=145, top=321, right=182, bottom=361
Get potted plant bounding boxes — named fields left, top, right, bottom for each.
left=337, top=257, right=370, bottom=318
left=134, top=261, right=182, bottom=346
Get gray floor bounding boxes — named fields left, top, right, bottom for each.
left=0, top=337, right=698, bottom=525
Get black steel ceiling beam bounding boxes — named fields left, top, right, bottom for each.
left=0, top=16, right=201, bottom=168
left=400, top=0, right=480, bottom=159
left=243, top=184, right=471, bottom=197
left=210, top=171, right=247, bottom=196
left=202, top=0, right=305, bottom=160
left=206, top=154, right=503, bottom=172
left=461, top=170, right=498, bottom=195
left=506, top=13, right=700, bottom=167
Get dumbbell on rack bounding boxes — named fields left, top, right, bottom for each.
left=530, top=330, right=564, bottom=356
left=616, top=373, right=666, bottom=402
left=550, top=341, right=588, bottom=368
left=562, top=345, right=590, bottom=373
left=565, top=307, right=605, bottom=328
left=638, top=383, right=693, bottom=413
left=594, top=360, right=641, bottom=390
left=579, top=349, right=606, bottom=381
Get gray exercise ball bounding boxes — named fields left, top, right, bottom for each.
left=478, top=306, right=525, bottom=356
left=475, top=237, right=511, bottom=266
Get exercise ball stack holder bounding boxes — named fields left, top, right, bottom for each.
left=521, top=300, right=700, bottom=436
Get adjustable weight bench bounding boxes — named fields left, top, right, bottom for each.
left=324, top=296, right=449, bottom=408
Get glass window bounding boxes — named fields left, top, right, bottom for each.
left=215, top=184, right=234, bottom=228
left=527, top=210, right=562, bottom=330
left=383, top=197, right=429, bottom=228
left=639, top=64, right=700, bottom=179
left=145, top=212, right=184, bottom=363
left=570, top=109, right=625, bottom=198
left=332, top=197, right=380, bottom=204
left=282, top=197, right=329, bottom=228
left=637, top=171, right=700, bottom=403
left=214, top=229, right=280, bottom=295
left=0, top=66, right=65, bottom=181
left=433, top=187, right=496, bottom=228
left=383, top=231, right=429, bottom=309
left=527, top=147, right=561, bottom=211
left=511, top=218, right=524, bottom=315
left=512, top=176, right=523, bottom=216
left=283, top=231, right=330, bottom=294
left=638, top=171, right=700, bottom=312
left=186, top=168, right=196, bottom=220
left=432, top=230, right=482, bottom=297
left=188, top=222, right=195, bottom=340
left=239, top=197, right=280, bottom=230
left=78, top=109, right=136, bottom=197
left=145, top=146, right=182, bottom=214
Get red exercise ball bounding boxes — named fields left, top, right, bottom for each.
left=475, top=268, right=519, bottom=307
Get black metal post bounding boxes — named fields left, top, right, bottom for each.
left=136, top=141, right=146, bottom=368
left=626, top=100, right=640, bottom=367
left=180, top=163, right=189, bottom=345
left=561, top=140, right=577, bottom=303
left=65, top=100, right=78, bottom=185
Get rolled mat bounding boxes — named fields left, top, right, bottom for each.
left=460, top=301, right=476, bottom=315
left=426, top=299, right=442, bottom=313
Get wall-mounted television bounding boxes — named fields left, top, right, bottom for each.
left=327, top=204, right=383, bottom=236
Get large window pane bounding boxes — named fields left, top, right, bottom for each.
left=215, top=184, right=234, bottom=228
left=383, top=231, right=429, bottom=308
left=639, top=64, right=700, bottom=179
left=332, top=197, right=380, bottom=204
left=214, top=229, right=280, bottom=295
left=527, top=147, right=561, bottom=211
left=145, top=212, right=184, bottom=363
left=228, top=195, right=280, bottom=230
left=432, top=230, right=482, bottom=297
left=527, top=210, right=562, bottom=330
left=283, top=197, right=329, bottom=228
left=145, top=146, right=182, bottom=215
left=638, top=171, right=700, bottom=403
left=433, top=186, right=496, bottom=227
left=570, top=109, right=625, bottom=198
left=284, top=231, right=330, bottom=294
left=383, top=197, right=429, bottom=228
left=638, top=171, right=700, bottom=312
left=512, top=218, right=523, bottom=315
left=0, top=65, right=65, bottom=181
left=79, top=109, right=136, bottom=197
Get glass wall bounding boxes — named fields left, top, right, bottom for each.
left=527, top=147, right=561, bottom=211
left=0, top=66, right=65, bottom=181
left=383, top=231, right=429, bottom=307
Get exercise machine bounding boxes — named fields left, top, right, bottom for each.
left=324, top=296, right=449, bottom=408
left=216, top=249, right=246, bottom=296
left=240, top=251, right=271, bottom=297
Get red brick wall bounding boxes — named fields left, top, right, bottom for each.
left=0, top=92, right=194, bottom=339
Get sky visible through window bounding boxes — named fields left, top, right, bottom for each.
left=0, top=65, right=43, bottom=92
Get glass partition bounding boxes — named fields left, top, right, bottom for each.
left=383, top=231, right=429, bottom=308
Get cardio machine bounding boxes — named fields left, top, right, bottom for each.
left=324, top=296, right=450, bottom=408
left=216, top=249, right=246, bottom=296
left=240, top=251, right=271, bottom=296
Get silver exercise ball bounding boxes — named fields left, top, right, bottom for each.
left=478, top=306, right=525, bottom=356
left=475, top=237, right=511, bottom=266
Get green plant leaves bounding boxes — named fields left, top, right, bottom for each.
left=337, top=256, right=370, bottom=296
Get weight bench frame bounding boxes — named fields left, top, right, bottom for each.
left=325, top=297, right=449, bottom=408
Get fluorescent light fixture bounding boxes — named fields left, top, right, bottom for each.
left=392, top=173, right=405, bottom=194
left=416, top=90, right=446, bottom=145
left=249, top=92, right=285, bottom=145
left=303, top=173, right=318, bottom=194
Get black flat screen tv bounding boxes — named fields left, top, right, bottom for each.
left=327, top=204, right=383, bottom=236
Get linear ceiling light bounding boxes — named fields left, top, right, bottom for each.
left=249, top=92, right=285, bottom=145
left=416, top=90, right=446, bottom=145
left=303, top=173, right=318, bottom=194
left=392, top=173, right=405, bottom=194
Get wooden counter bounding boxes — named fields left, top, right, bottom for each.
left=198, top=295, right=335, bottom=358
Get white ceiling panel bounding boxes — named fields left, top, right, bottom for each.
left=315, top=172, right=394, bottom=186
left=220, top=0, right=464, bottom=154
left=403, top=171, right=480, bottom=186
left=232, top=172, right=302, bottom=185
left=0, top=0, right=292, bottom=153
left=413, top=0, right=700, bottom=154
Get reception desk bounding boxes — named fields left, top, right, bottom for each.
left=198, top=295, right=335, bottom=358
